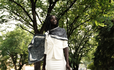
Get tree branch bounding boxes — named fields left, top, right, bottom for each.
left=71, top=16, right=80, bottom=27
left=12, top=15, right=33, bottom=30
left=58, top=0, right=77, bottom=20
left=18, top=24, right=34, bottom=35
left=39, top=0, right=59, bottom=33
left=68, top=16, right=79, bottom=35
left=2, top=7, right=33, bottom=29
left=18, top=54, right=22, bottom=69
left=68, top=18, right=91, bottom=38
left=79, top=39, right=89, bottom=54
left=76, top=31, right=88, bottom=53
left=35, top=11, right=43, bottom=24
left=66, top=13, right=69, bottom=37
left=15, top=18, right=33, bottom=29
left=77, top=28, right=92, bottom=54
left=68, top=5, right=89, bottom=38
left=11, top=11, right=33, bottom=27
left=47, top=0, right=59, bottom=15
left=35, top=0, right=37, bottom=4
left=69, top=5, right=88, bottom=28
left=30, top=0, right=39, bottom=34
left=9, top=0, right=33, bottom=22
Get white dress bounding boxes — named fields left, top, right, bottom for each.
left=44, top=32, right=68, bottom=70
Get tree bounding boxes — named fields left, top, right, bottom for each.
left=0, top=0, right=111, bottom=70
left=94, top=20, right=114, bottom=70
left=92, top=3, right=114, bottom=70
left=68, top=22, right=95, bottom=70
left=0, top=27, right=32, bottom=70
left=82, top=39, right=97, bottom=70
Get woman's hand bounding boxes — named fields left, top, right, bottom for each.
left=63, top=47, right=70, bottom=70
left=66, top=63, right=71, bottom=70
left=42, top=54, right=46, bottom=70
left=42, top=68, right=45, bottom=70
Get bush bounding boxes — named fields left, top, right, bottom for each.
left=87, top=62, right=96, bottom=70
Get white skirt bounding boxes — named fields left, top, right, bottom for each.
left=46, top=58, right=66, bottom=70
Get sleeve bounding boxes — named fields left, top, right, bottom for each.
left=44, top=39, right=47, bottom=54
left=63, top=40, right=68, bottom=48
left=63, top=28, right=68, bottom=48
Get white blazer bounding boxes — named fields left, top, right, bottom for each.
left=44, top=33, right=68, bottom=60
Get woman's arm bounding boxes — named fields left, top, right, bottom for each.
left=63, top=47, right=70, bottom=70
left=42, top=54, right=46, bottom=70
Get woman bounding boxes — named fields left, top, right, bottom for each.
left=42, top=15, right=70, bottom=70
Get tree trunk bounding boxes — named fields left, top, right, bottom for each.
left=76, top=64, right=79, bottom=70
left=30, top=0, right=40, bottom=69
left=14, top=64, right=17, bottom=70
left=18, top=65, right=24, bottom=70
left=34, top=61, right=41, bottom=70
left=73, top=64, right=79, bottom=70
left=10, top=55, right=17, bottom=70
left=109, top=0, right=111, bottom=3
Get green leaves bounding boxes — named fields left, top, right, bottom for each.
left=93, top=3, right=114, bottom=69
left=0, top=27, right=32, bottom=70
left=0, top=0, right=113, bottom=69
left=95, top=21, right=106, bottom=27
left=0, top=0, right=111, bottom=34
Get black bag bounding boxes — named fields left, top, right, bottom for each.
left=28, top=34, right=45, bottom=64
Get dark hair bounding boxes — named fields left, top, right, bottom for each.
left=45, top=15, right=59, bottom=31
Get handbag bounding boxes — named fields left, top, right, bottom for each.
left=28, top=34, right=45, bottom=64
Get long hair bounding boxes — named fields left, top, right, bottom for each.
left=45, top=15, right=59, bottom=32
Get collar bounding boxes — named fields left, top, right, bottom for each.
left=50, top=26, right=59, bottom=31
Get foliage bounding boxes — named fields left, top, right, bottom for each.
left=0, top=27, right=32, bottom=70
left=94, top=22, right=114, bottom=70
left=0, top=0, right=111, bottom=34
left=93, top=3, right=114, bottom=70
left=80, top=35, right=98, bottom=69
left=0, top=0, right=112, bottom=70
left=109, top=66, right=114, bottom=70
left=87, top=62, right=96, bottom=70
left=68, top=22, right=95, bottom=70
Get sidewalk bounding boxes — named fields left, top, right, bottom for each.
left=22, top=64, right=34, bottom=70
